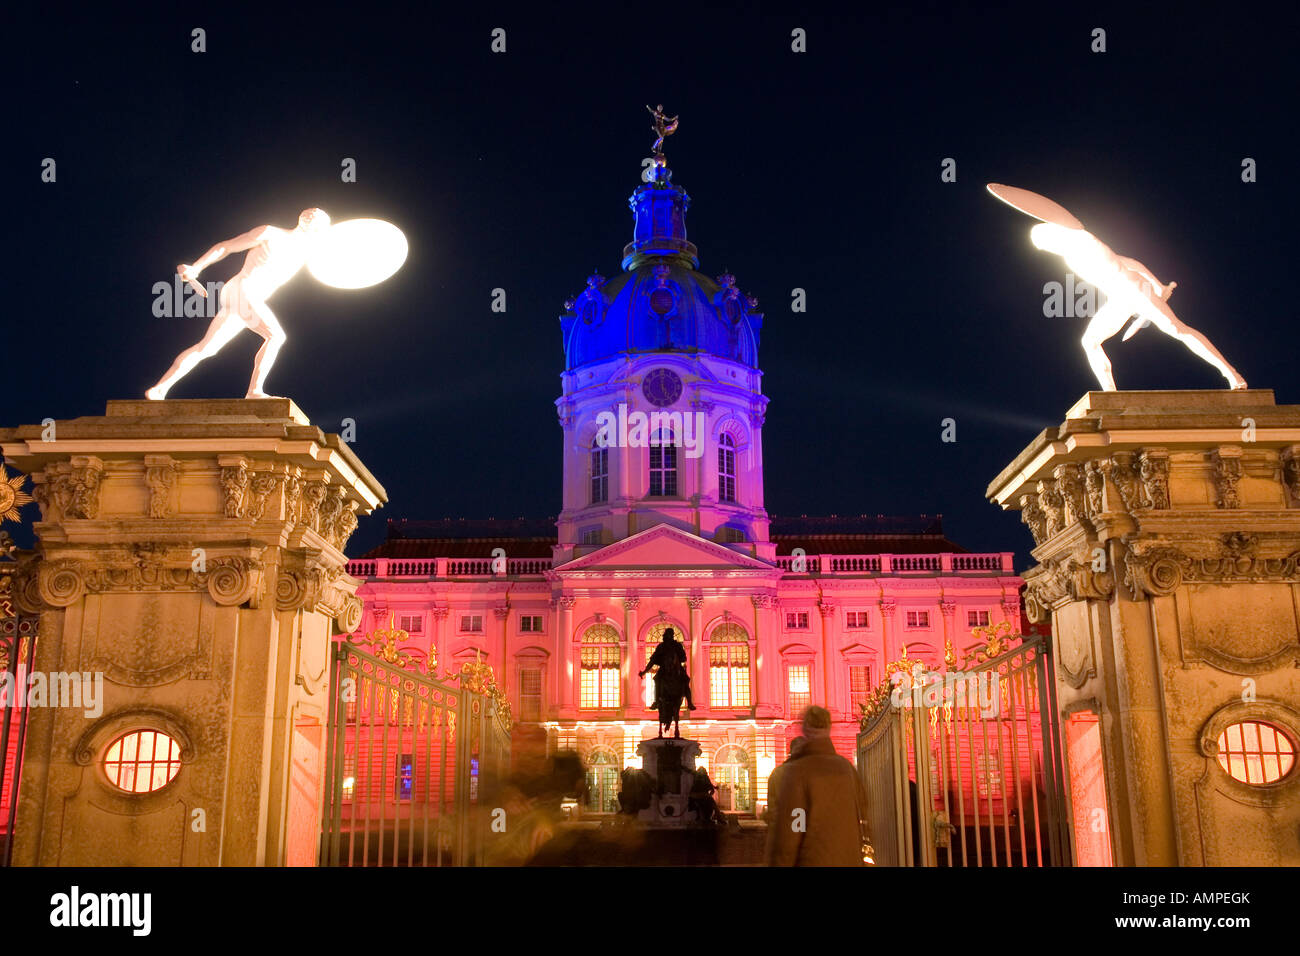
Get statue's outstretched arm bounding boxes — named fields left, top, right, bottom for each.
left=187, top=226, right=275, bottom=275
left=1119, top=256, right=1170, bottom=296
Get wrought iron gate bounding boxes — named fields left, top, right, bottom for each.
left=320, top=638, right=511, bottom=866
left=857, top=629, right=1071, bottom=866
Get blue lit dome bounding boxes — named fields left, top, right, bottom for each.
left=560, top=164, right=764, bottom=371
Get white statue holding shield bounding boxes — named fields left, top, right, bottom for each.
left=147, top=208, right=407, bottom=400
left=988, top=184, right=1246, bottom=391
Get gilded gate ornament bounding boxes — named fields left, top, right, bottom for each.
left=0, top=466, right=34, bottom=523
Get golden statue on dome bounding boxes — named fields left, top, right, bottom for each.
left=647, top=103, right=679, bottom=159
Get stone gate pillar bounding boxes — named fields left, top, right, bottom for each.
left=0, top=399, right=386, bottom=866
left=987, top=390, right=1300, bottom=866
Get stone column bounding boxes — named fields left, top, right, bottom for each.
left=817, top=600, right=837, bottom=716
left=687, top=593, right=704, bottom=701
left=755, top=595, right=781, bottom=717
left=987, top=390, right=1300, bottom=866
left=558, top=596, right=577, bottom=717
left=429, top=605, right=449, bottom=679
left=1, top=399, right=385, bottom=866
left=492, top=604, right=510, bottom=698
left=879, top=600, right=899, bottom=666
left=623, top=596, right=640, bottom=710
left=939, top=600, right=958, bottom=660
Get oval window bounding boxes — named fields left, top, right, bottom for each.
left=103, top=729, right=183, bottom=793
left=1216, top=720, right=1295, bottom=785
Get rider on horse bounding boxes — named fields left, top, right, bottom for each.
left=639, top=627, right=696, bottom=711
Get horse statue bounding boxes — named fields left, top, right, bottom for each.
left=638, top=627, right=695, bottom=739
left=652, top=663, right=688, bottom=739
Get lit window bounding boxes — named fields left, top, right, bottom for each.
left=849, top=665, right=873, bottom=713
left=1217, top=720, right=1296, bottom=785
left=649, top=430, right=677, bottom=497
left=786, top=664, right=811, bottom=714
left=709, top=623, right=751, bottom=708
left=590, top=439, right=608, bottom=504
left=785, top=611, right=809, bottom=630
left=459, top=614, right=483, bottom=633
left=906, top=611, right=930, bottom=628
left=399, top=614, right=423, bottom=634
left=717, top=526, right=745, bottom=544
left=519, top=668, right=543, bottom=722
left=718, top=434, right=737, bottom=503
left=103, top=730, right=182, bottom=794
left=396, top=754, right=415, bottom=801
left=967, top=610, right=990, bottom=628
left=975, top=749, right=1002, bottom=798
left=846, top=611, right=870, bottom=629
left=342, top=750, right=356, bottom=801
left=520, top=615, right=544, bottom=633
left=714, top=744, right=753, bottom=813
left=585, top=747, right=620, bottom=813
left=580, top=624, right=621, bottom=709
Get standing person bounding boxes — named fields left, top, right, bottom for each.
left=766, top=706, right=870, bottom=867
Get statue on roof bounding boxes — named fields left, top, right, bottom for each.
left=647, top=104, right=679, bottom=156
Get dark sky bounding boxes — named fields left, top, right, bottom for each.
left=8, top=5, right=1297, bottom=566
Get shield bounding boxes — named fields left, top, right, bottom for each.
left=986, top=184, right=1085, bottom=230
left=307, top=218, right=409, bottom=289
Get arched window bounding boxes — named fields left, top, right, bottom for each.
left=641, top=621, right=685, bottom=707
left=580, top=623, right=621, bottom=709
left=590, top=437, right=608, bottom=504
left=709, top=623, right=751, bottom=708
left=103, top=729, right=182, bottom=794
left=718, top=433, right=737, bottom=503
left=585, top=747, right=621, bottom=813
left=714, top=744, right=753, bottom=813
left=1217, top=720, right=1296, bottom=785
left=649, top=430, right=677, bottom=497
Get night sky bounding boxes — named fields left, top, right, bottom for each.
left=8, top=5, right=1297, bottom=566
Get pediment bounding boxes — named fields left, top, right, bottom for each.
left=554, top=524, right=775, bottom=574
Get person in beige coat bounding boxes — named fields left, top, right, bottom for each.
left=766, top=706, right=870, bottom=866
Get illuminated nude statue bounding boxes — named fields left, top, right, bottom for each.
left=988, top=184, right=1247, bottom=391
left=146, top=208, right=331, bottom=400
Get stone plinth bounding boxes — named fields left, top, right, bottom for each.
left=635, top=736, right=701, bottom=826
left=0, top=399, right=386, bottom=865
left=987, top=390, right=1300, bottom=865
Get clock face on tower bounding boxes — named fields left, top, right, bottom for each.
left=642, top=368, right=683, bottom=408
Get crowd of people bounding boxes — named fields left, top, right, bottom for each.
left=482, top=705, right=872, bottom=866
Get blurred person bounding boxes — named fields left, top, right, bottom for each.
left=765, top=706, right=870, bottom=867
left=762, top=735, right=806, bottom=823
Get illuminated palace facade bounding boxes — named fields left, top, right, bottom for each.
left=346, top=149, right=1023, bottom=817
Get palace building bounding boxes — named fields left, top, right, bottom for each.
left=345, top=143, right=1024, bottom=818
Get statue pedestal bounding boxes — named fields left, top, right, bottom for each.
left=0, top=399, right=386, bottom=865
left=635, top=736, right=701, bottom=826
left=987, top=389, right=1300, bottom=866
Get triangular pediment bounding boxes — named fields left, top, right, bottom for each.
left=554, top=524, right=776, bottom=574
